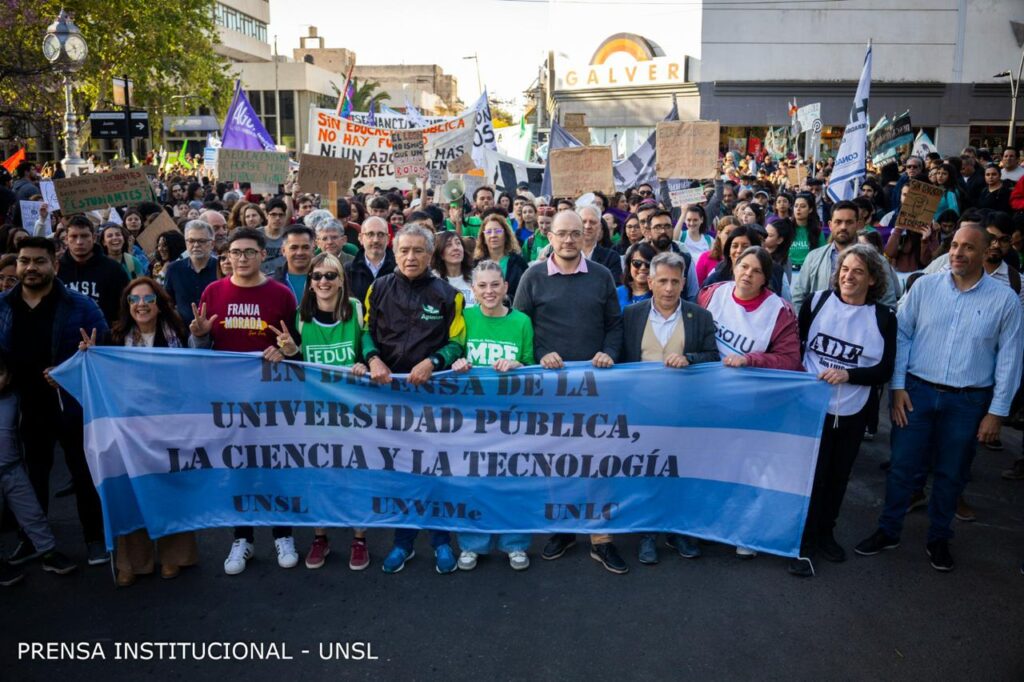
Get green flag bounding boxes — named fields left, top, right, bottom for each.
left=177, top=140, right=192, bottom=169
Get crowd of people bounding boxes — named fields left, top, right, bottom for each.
left=0, top=139, right=1023, bottom=587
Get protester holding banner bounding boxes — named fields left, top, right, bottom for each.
left=0, top=237, right=109, bottom=566
left=513, top=209, right=626, bottom=574
left=188, top=227, right=300, bottom=576
left=432, top=231, right=476, bottom=307
left=59, top=215, right=131, bottom=325
left=79, top=276, right=200, bottom=585
left=99, top=223, right=145, bottom=280
left=345, top=217, right=395, bottom=305
left=856, top=224, right=1023, bottom=572
left=362, top=224, right=466, bottom=575
left=451, top=260, right=535, bottom=571
left=790, top=245, right=896, bottom=578
left=473, top=213, right=529, bottom=301
left=884, top=222, right=937, bottom=274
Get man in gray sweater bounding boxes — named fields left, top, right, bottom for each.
left=512, top=210, right=627, bottom=574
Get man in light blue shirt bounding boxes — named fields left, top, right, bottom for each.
left=855, top=224, right=1023, bottom=572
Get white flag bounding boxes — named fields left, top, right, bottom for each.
left=827, top=43, right=872, bottom=203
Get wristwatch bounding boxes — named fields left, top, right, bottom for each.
left=430, top=354, right=443, bottom=370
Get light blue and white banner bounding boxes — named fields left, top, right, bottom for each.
left=52, top=348, right=829, bottom=557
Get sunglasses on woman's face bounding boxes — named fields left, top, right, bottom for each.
left=310, top=271, right=339, bottom=282
left=127, top=294, right=157, bottom=305
left=630, top=259, right=650, bottom=270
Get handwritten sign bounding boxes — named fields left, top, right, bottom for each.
left=668, top=186, right=706, bottom=207
left=216, top=149, right=289, bottom=194
left=549, top=146, right=614, bottom=198
left=20, top=200, right=45, bottom=235
left=447, top=152, right=476, bottom=175
left=390, top=130, right=427, bottom=179
left=53, top=169, right=154, bottom=213
left=786, top=165, right=809, bottom=188
left=429, top=167, right=448, bottom=189
left=136, top=210, right=178, bottom=256
left=895, top=179, right=944, bottom=233
left=656, top=121, right=720, bottom=180
left=40, top=179, right=61, bottom=211
left=297, top=154, right=355, bottom=196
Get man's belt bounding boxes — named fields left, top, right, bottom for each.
left=908, top=374, right=991, bottom=394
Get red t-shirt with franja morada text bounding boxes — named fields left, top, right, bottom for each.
left=198, top=277, right=297, bottom=353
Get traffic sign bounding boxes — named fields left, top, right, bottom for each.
left=89, top=110, right=149, bottom=139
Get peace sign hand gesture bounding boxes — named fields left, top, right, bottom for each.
left=190, top=302, right=218, bottom=338
left=266, top=320, right=299, bottom=357
left=78, top=327, right=97, bottom=352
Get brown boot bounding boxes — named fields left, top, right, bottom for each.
left=116, top=569, right=135, bottom=587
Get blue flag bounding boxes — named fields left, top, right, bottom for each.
left=221, top=80, right=276, bottom=151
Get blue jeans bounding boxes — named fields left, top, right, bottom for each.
left=457, top=533, right=530, bottom=554
left=879, top=376, right=991, bottom=543
left=393, top=528, right=450, bottom=553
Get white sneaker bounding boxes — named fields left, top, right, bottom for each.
left=275, top=536, right=299, bottom=568
left=735, top=546, right=758, bottom=559
left=457, top=550, right=478, bottom=571
left=508, top=550, right=530, bottom=571
left=224, top=539, right=254, bottom=575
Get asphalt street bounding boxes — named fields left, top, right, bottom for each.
left=3, top=410, right=1023, bottom=681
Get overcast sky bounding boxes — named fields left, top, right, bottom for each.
left=267, top=0, right=702, bottom=110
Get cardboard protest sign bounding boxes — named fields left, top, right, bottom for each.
left=655, top=121, right=720, bottom=180
left=390, top=130, right=427, bottom=179
left=216, top=149, right=289, bottom=194
left=447, top=152, right=476, bottom=175
left=20, top=200, right=44, bottom=235
left=668, top=186, right=706, bottom=206
left=40, top=179, right=60, bottom=211
left=895, top=179, right=944, bottom=233
left=429, top=167, right=448, bottom=188
left=549, top=146, right=615, bottom=198
left=786, top=165, right=808, bottom=188
left=53, top=169, right=153, bottom=213
left=136, top=210, right=178, bottom=256
left=297, top=154, right=355, bottom=196
left=306, top=109, right=475, bottom=188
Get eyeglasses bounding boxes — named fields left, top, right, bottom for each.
left=127, top=293, right=157, bottom=305
left=638, top=190, right=653, bottom=197
left=185, top=238, right=212, bottom=246
left=228, top=248, right=260, bottom=259
left=649, top=224, right=672, bottom=234
left=310, top=271, right=340, bottom=281
left=550, top=230, right=582, bottom=240
left=362, top=232, right=389, bottom=241
left=483, top=229, right=505, bottom=236
left=630, top=260, right=650, bottom=270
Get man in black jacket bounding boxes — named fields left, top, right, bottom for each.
left=59, top=214, right=130, bottom=324
left=577, top=204, right=622, bottom=283
left=345, top=217, right=395, bottom=304
left=619, top=251, right=719, bottom=565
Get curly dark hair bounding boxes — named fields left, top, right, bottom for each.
left=829, top=244, right=889, bottom=304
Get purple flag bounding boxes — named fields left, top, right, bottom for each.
left=221, top=81, right=276, bottom=151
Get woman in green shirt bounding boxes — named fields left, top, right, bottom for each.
left=790, top=193, right=823, bottom=270
left=451, top=260, right=535, bottom=571
left=270, top=252, right=370, bottom=572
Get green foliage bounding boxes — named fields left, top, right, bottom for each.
left=0, top=1, right=232, bottom=143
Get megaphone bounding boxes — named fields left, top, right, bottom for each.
left=441, top=178, right=466, bottom=204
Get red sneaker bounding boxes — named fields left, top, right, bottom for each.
left=349, top=539, right=369, bottom=571
left=305, top=536, right=330, bottom=569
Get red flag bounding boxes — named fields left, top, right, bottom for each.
left=1, top=148, right=25, bottom=174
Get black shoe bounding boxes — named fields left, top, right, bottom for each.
left=41, top=550, right=77, bottom=575
left=665, top=533, right=702, bottom=559
left=926, top=540, right=954, bottom=572
left=817, top=531, right=847, bottom=563
left=54, top=481, right=76, bottom=498
left=7, top=540, right=42, bottom=566
left=854, top=529, right=900, bottom=556
left=787, top=557, right=815, bottom=578
left=541, top=534, right=577, bottom=561
left=589, top=542, right=628, bottom=574
left=0, top=561, right=24, bottom=587
left=86, top=541, right=110, bottom=566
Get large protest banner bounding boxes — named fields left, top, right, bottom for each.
left=53, top=169, right=154, bottom=213
left=216, top=149, right=289, bottom=194
left=306, top=109, right=474, bottom=187
left=655, top=121, right=720, bottom=180
left=52, top=349, right=828, bottom=557
left=296, top=154, right=356, bottom=196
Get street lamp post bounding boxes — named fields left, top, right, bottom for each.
left=43, top=10, right=88, bottom=176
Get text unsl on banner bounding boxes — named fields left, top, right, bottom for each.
left=549, top=146, right=615, bottom=197
left=656, top=121, right=720, bottom=180
left=53, top=169, right=154, bottom=213
left=216, top=149, right=289, bottom=194
left=296, top=154, right=356, bottom=196
left=895, top=179, right=944, bottom=233
left=51, top=349, right=829, bottom=558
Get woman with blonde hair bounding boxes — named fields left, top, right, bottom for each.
left=473, top=213, right=528, bottom=300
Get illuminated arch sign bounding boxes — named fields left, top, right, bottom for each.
left=558, top=34, right=688, bottom=91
